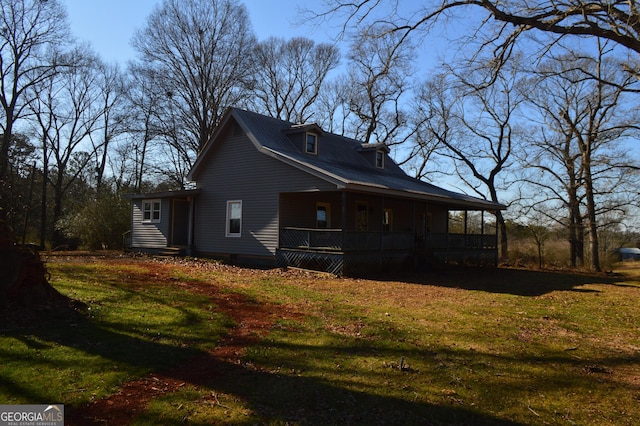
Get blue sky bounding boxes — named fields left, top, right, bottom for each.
left=64, top=0, right=338, bottom=64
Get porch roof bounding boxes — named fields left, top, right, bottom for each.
left=123, top=189, right=201, bottom=200
left=265, top=148, right=503, bottom=210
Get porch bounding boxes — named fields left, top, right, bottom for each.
left=276, top=227, right=498, bottom=275
left=275, top=190, right=500, bottom=275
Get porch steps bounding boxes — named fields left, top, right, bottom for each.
left=158, top=246, right=183, bottom=257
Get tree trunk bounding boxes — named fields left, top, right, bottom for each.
left=0, top=220, right=77, bottom=327
left=583, top=162, right=601, bottom=271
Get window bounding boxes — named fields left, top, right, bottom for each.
left=316, top=203, right=330, bottom=228
left=383, top=208, right=393, bottom=232
left=375, top=150, right=385, bottom=168
left=226, top=200, right=242, bottom=237
left=356, top=202, right=368, bottom=231
left=305, top=132, right=317, bottom=154
left=142, top=200, right=161, bottom=223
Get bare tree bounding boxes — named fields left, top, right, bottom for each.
left=251, top=37, right=340, bottom=123
left=315, top=1, right=640, bottom=78
left=0, top=0, right=70, bottom=218
left=131, top=0, right=256, bottom=169
left=89, top=61, right=128, bottom=193
left=28, top=47, right=104, bottom=246
left=344, top=24, right=414, bottom=145
left=124, top=63, right=165, bottom=192
left=522, top=46, right=640, bottom=271
left=413, top=62, right=523, bottom=259
left=314, top=77, right=354, bottom=135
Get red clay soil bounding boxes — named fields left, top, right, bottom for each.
left=66, top=277, right=299, bottom=426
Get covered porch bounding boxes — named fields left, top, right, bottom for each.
left=275, top=190, right=500, bottom=275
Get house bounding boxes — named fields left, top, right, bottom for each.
left=125, top=107, right=505, bottom=275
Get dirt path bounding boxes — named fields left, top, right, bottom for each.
left=66, top=276, right=297, bottom=425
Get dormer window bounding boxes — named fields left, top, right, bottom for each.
left=375, top=150, right=384, bottom=168
left=305, top=132, right=317, bottom=154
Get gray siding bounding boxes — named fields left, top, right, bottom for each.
left=131, top=199, right=169, bottom=248
left=194, top=129, right=337, bottom=258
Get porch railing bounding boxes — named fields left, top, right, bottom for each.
left=280, top=227, right=496, bottom=252
left=422, top=233, right=497, bottom=250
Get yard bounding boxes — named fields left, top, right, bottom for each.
left=1, top=254, right=639, bottom=425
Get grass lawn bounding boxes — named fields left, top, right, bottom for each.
left=1, top=255, right=639, bottom=425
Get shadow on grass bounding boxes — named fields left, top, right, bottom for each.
left=197, top=339, right=636, bottom=426
left=3, top=313, right=523, bottom=425
left=136, top=351, right=525, bottom=426
left=361, top=266, right=622, bottom=296
left=0, top=308, right=208, bottom=405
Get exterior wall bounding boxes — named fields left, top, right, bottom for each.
left=193, top=124, right=336, bottom=260
left=279, top=192, right=452, bottom=236
left=280, top=192, right=343, bottom=228
left=429, top=205, right=449, bottom=233
left=130, top=199, right=170, bottom=248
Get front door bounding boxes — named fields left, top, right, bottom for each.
left=171, top=199, right=189, bottom=246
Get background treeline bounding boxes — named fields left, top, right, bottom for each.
left=1, top=0, right=639, bottom=271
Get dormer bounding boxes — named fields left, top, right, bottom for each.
left=284, top=123, right=325, bottom=155
left=358, top=142, right=390, bottom=169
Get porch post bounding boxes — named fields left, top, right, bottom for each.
left=187, top=196, right=195, bottom=255
left=464, top=210, right=468, bottom=235
left=494, top=210, right=499, bottom=267
left=341, top=191, right=347, bottom=247
left=380, top=196, right=385, bottom=252
left=411, top=200, right=416, bottom=249
left=445, top=210, right=450, bottom=263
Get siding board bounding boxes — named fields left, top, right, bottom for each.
left=194, top=130, right=337, bottom=258
left=131, top=199, right=169, bottom=248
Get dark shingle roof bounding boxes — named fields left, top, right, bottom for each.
left=189, top=107, right=505, bottom=211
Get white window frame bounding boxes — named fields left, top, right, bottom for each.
left=142, top=199, right=161, bottom=223
left=316, top=202, right=331, bottom=229
left=226, top=200, right=242, bottom=237
left=305, top=132, right=318, bottom=155
left=375, top=149, right=385, bottom=168
left=383, top=208, right=393, bottom=232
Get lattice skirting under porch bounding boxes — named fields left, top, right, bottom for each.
left=276, top=249, right=344, bottom=275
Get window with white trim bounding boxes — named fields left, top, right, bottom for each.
left=226, top=200, right=242, bottom=237
left=305, top=132, right=317, bottom=154
left=375, top=150, right=385, bottom=168
left=383, top=208, right=393, bottom=232
left=316, top=202, right=330, bottom=228
left=142, top=199, right=161, bottom=223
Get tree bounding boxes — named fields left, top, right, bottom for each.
left=521, top=46, right=640, bottom=271
left=251, top=37, right=340, bottom=123
left=131, top=0, right=257, bottom=178
left=344, top=24, right=414, bottom=145
left=56, top=187, right=129, bottom=250
left=29, top=47, right=104, bottom=246
left=413, top=62, right=523, bottom=259
left=0, top=0, right=70, bottom=219
left=124, top=63, right=164, bottom=192
left=316, top=1, right=640, bottom=79
left=89, top=61, right=128, bottom=193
